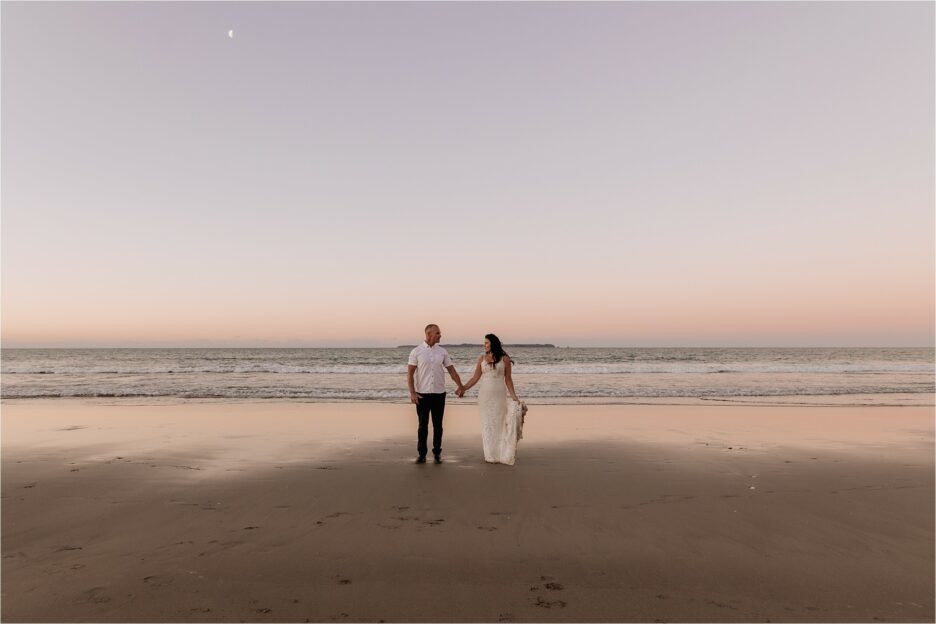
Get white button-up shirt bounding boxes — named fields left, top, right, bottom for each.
left=408, top=342, right=453, bottom=394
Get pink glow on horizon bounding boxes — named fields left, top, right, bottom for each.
left=3, top=281, right=932, bottom=347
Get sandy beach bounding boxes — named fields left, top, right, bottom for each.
left=1, top=400, right=933, bottom=623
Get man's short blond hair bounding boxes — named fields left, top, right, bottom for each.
left=424, top=324, right=439, bottom=334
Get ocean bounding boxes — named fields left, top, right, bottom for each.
left=1, top=347, right=933, bottom=405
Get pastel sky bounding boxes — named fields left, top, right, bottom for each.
left=2, top=2, right=933, bottom=348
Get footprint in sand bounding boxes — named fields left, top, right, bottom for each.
left=318, top=512, right=352, bottom=526
left=639, top=495, right=696, bottom=506
left=76, top=587, right=111, bottom=604
left=532, top=577, right=566, bottom=608
left=143, top=575, right=174, bottom=588
left=338, top=578, right=352, bottom=585
left=534, top=596, right=566, bottom=609
left=498, top=613, right=514, bottom=622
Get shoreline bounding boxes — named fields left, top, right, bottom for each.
left=2, top=391, right=933, bottom=408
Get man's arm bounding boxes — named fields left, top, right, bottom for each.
left=446, top=365, right=464, bottom=395
left=407, top=365, right=420, bottom=404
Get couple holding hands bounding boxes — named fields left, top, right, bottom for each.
left=406, top=324, right=525, bottom=466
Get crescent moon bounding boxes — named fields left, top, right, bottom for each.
left=228, top=30, right=234, bottom=38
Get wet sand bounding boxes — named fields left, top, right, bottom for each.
left=2, top=400, right=933, bottom=622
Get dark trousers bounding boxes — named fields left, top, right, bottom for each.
left=416, top=392, right=445, bottom=457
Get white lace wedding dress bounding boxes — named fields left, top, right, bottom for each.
left=479, top=360, right=520, bottom=465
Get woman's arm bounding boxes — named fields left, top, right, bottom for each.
left=503, top=356, right=519, bottom=402
left=462, top=356, right=484, bottom=392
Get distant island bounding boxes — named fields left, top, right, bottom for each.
left=397, top=344, right=556, bottom=348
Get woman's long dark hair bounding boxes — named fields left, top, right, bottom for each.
left=485, top=333, right=508, bottom=368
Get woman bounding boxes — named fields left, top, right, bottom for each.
left=460, top=333, right=523, bottom=465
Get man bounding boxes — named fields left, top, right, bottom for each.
left=407, top=324, right=464, bottom=464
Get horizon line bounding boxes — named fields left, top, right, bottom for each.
left=2, top=344, right=933, bottom=350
